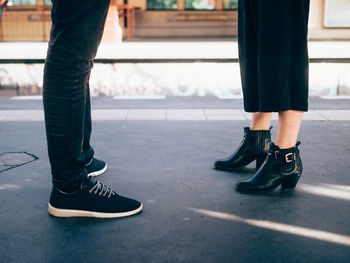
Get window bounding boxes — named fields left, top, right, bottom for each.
left=6, top=0, right=51, bottom=5
left=324, top=0, right=350, bottom=28
left=185, top=0, right=216, bottom=10
left=223, top=0, right=238, bottom=10
left=6, top=0, right=36, bottom=5
left=147, top=0, right=178, bottom=10
left=147, top=0, right=238, bottom=11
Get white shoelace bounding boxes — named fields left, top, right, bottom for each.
left=89, top=181, right=114, bottom=198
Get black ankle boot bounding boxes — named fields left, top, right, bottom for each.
left=235, top=142, right=303, bottom=192
left=214, top=127, right=272, bottom=171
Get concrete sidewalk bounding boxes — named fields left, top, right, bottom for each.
left=1, top=96, right=350, bottom=121
left=0, top=97, right=350, bottom=262
left=0, top=41, right=350, bottom=60
left=1, top=41, right=350, bottom=98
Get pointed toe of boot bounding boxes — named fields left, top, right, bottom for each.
left=235, top=180, right=256, bottom=192
left=214, top=160, right=229, bottom=170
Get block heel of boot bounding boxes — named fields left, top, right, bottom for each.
left=281, top=173, right=301, bottom=189
left=255, top=153, right=267, bottom=169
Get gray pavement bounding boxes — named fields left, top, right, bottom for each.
left=0, top=96, right=350, bottom=263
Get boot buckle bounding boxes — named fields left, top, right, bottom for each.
left=285, top=153, right=295, bottom=163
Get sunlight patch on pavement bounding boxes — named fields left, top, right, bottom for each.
left=189, top=208, right=350, bottom=247
left=11, top=96, right=42, bottom=100
left=0, top=184, right=21, bottom=190
left=298, top=183, right=350, bottom=201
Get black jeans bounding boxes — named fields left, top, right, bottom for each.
left=43, top=0, right=110, bottom=190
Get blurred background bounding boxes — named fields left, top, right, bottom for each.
left=1, top=0, right=350, bottom=41
left=0, top=0, right=350, bottom=98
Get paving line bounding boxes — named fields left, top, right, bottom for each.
left=128, top=109, right=166, bottom=120
left=113, top=95, right=166, bottom=100
left=205, top=109, right=245, bottom=120
left=91, top=109, right=128, bottom=121
left=316, top=110, right=350, bottom=121
left=167, top=109, right=206, bottom=121
left=0, top=109, right=349, bottom=121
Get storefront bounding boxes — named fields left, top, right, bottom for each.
left=128, top=0, right=350, bottom=39
left=129, top=0, right=238, bottom=38
left=1, top=0, right=350, bottom=41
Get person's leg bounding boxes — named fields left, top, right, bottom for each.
left=275, top=110, right=303, bottom=149
left=44, top=0, right=112, bottom=188
left=214, top=111, right=272, bottom=171
left=214, top=0, right=272, bottom=172
left=235, top=0, right=310, bottom=192
left=83, top=83, right=94, bottom=164
left=44, top=0, right=142, bottom=217
left=250, top=112, right=272, bottom=130
left=43, top=47, right=89, bottom=191
left=83, top=84, right=107, bottom=177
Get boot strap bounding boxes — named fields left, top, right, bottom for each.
left=274, top=151, right=297, bottom=163
left=273, top=141, right=300, bottom=163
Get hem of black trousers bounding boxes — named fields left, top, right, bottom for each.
left=52, top=170, right=87, bottom=192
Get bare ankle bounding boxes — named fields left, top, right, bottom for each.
left=275, top=142, right=297, bottom=149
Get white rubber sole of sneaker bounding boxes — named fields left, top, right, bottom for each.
left=87, top=163, right=107, bottom=177
left=48, top=203, right=143, bottom=218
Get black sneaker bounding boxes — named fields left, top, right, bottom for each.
left=86, top=158, right=107, bottom=177
left=48, top=176, right=143, bottom=218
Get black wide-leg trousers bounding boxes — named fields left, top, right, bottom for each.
left=43, top=0, right=110, bottom=190
left=238, top=0, right=310, bottom=112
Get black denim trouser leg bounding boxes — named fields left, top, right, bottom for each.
left=43, top=0, right=110, bottom=191
left=83, top=84, right=94, bottom=165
